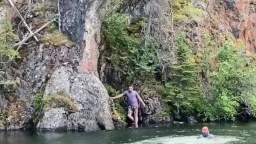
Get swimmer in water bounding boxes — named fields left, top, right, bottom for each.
left=198, top=126, right=214, bottom=139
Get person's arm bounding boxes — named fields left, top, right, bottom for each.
left=136, top=92, right=146, bottom=107
left=110, top=92, right=125, bottom=100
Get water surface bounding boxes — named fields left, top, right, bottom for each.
left=1, top=122, right=256, bottom=144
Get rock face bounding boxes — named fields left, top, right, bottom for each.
left=37, top=108, right=68, bottom=130
left=37, top=0, right=114, bottom=131
left=0, top=0, right=114, bottom=131
left=37, top=67, right=114, bottom=131
left=122, top=0, right=176, bottom=65
left=59, top=0, right=103, bottom=74
left=140, top=87, right=171, bottom=125
left=207, top=0, right=256, bottom=53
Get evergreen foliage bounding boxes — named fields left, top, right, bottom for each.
left=164, top=34, right=256, bottom=121
left=0, top=20, right=19, bottom=60
left=164, top=34, right=203, bottom=117
left=102, top=13, right=158, bottom=84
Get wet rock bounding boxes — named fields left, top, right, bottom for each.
left=187, top=116, right=198, bottom=124
left=224, top=0, right=236, bottom=10
left=238, top=103, right=252, bottom=122
left=140, top=87, right=171, bottom=125
left=37, top=108, right=68, bottom=131
left=112, top=118, right=127, bottom=129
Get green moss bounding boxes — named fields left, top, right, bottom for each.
left=42, top=30, right=74, bottom=47
left=44, top=94, right=78, bottom=112
left=171, top=0, right=204, bottom=23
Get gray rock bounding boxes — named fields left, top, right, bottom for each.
left=44, top=67, right=73, bottom=96
left=37, top=67, right=114, bottom=131
left=192, top=0, right=207, bottom=10
left=187, top=116, right=198, bottom=124
left=143, top=96, right=171, bottom=125
left=37, top=108, right=68, bottom=130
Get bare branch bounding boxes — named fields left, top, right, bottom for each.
left=7, top=0, right=39, bottom=41
left=14, top=19, right=55, bottom=49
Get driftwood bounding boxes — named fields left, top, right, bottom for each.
left=7, top=0, right=39, bottom=41
left=14, top=19, right=55, bottom=49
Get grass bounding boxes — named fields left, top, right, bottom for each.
left=42, top=30, right=74, bottom=47
left=43, top=94, right=79, bottom=112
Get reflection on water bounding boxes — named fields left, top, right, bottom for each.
left=0, top=122, right=255, bottom=144
left=129, top=136, right=240, bottom=144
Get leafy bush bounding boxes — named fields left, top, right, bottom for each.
left=164, top=35, right=256, bottom=122
left=102, top=13, right=158, bottom=84
left=209, top=41, right=256, bottom=120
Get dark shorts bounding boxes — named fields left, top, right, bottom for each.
left=128, top=106, right=138, bottom=113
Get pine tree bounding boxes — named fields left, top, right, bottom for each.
left=165, top=34, right=202, bottom=116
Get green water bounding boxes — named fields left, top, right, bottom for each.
left=1, top=122, right=256, bottom=144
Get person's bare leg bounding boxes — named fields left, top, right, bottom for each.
left=128, top=108, right=134, bottom=121
left=134, top=107, right=139, bottom=128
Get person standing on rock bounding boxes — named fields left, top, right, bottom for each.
left=111, top=85, right=146, bottom=128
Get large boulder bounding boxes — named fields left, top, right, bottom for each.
left=37, top=66, right=114, bottom=131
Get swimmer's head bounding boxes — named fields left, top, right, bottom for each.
left=201, top=126, right=209, bottom=137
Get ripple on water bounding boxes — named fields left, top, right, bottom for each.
left=128, top=135, right=240, bottom=144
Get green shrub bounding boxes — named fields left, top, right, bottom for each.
left=102, top=13, right=158, bottom=84
left=33, top=93, right=44, bottom=113
left=164, top=34, right=203, bottom=116
left=164, top=35, right=256, bottom=122
left=32, top=93, right=45, bottom=124
left=196, top=41, right=256, bottom=121
left=0, top=20, right=19, bottom=59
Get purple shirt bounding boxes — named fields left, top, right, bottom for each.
left=124, top=90, right=139, bottom=107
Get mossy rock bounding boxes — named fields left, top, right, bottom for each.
left=43, top=94, right=78, bottom=113
left=42, top=30, right=74, bottom=47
